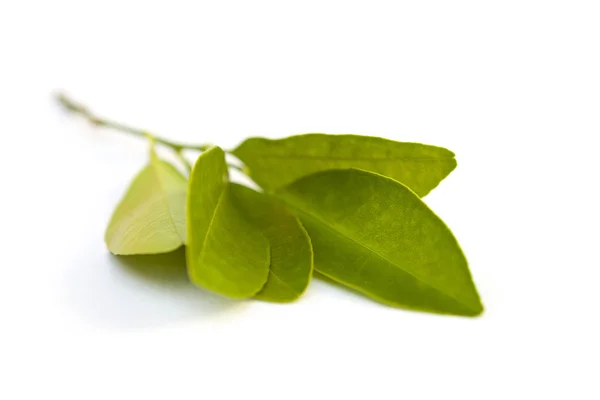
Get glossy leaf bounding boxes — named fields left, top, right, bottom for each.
left=105, top=149, right=187, bottom=255
left=233, top=134, right=456, bottom=196
left=230, top=184, right=313, bottom=302
left=275, top=168, right=483, bottom=316
left=186, top=146, right=270, bottom=298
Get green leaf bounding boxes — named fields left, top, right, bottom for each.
left=186, top=146, right=270, bottom=298
left=105, top=149, right=187, bottom=255
left=275, top=168, right=483, bottom=316
left=233, top=134, right=456, bottom=197
left=230, top=184, right=313, bottom=302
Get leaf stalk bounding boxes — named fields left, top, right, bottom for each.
left=56, top=92, right=211, bottom=153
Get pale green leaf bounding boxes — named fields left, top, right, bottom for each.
left=275, top=168, right=483, bottom=316
left=230, top=183, right=313, bottom=302
left=105, top=150, right=187, bottom=255
left=233, top=134, right=456, bottom=196
left=186, top=146, right=270, bottom=298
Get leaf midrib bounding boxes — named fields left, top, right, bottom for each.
left=151, top=160, right=185, bottom=243
left=264, top=268, right=301, bottom=296
left=281, top=195, right=477, bottom=313
left=198, top=186, right=226, bottom=260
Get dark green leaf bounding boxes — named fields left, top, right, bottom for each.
left=186, top=146, right=270, bottom=298
left=230, top=184, right=313, bottom=302
left=105, top=149, right=187, bottom=255
left=275, top=168, right=483, bottom=316
left=233, top=134, right=456, bottom=196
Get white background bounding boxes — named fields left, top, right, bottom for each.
left=1, top=1, right=599, bottom=399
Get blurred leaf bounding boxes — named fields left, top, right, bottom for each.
left=186, top=147, right=270, bottom=298
left=233, top=134, right=456, bottom=196
left=105, top=149, right=187, bottom=255
left=230, top=183, right=313, bottom=302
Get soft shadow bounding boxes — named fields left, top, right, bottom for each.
left=114, top=248, right=192, bottom=287
left=63, top=247, right=244, bottom=330
left=313, top=271, right=369, bottom=299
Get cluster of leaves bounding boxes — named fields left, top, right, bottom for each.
left=105, top=133, right=483, bottom=317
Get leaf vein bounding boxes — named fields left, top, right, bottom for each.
left=265, top=267, right=300, bottom=295
left=198, top=188, right=226, bottom=258
left=151, top=158, right=184, bottom=242
left=285, top=199, right=477, bottom=312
